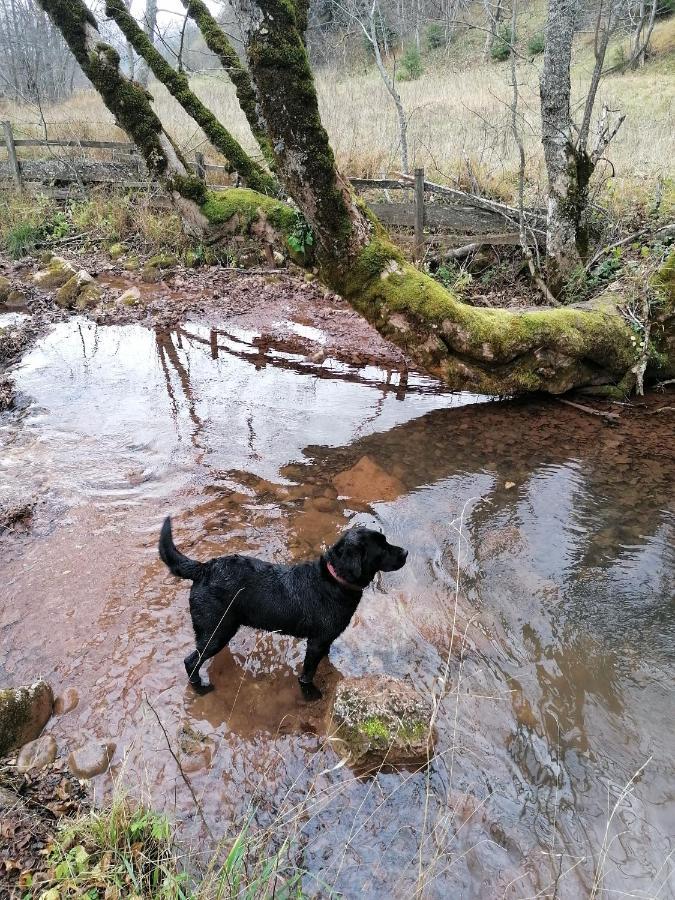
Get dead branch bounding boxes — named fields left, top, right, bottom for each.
left=558, top=398, right=620, bottom=421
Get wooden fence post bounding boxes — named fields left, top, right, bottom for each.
left=2, top=121, right=23, bottom=192
left=194, top=151, right=206, bottom=182
left=413, top=167, right=425, bottom=261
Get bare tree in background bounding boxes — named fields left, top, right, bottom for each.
left=539, top=0, right=626, bottom=293
left=333, top=0, right=410, bottom=173
left=0, top=0, right=77, bottom=102
left=137, top=0, right=158, bottom=87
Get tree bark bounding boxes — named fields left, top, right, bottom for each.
left=105, top=0, right=278, bottom=195
left=179, top=0, right=276, bottom=168
left=35, top=0, right=207, bottom=228
left=539, top=0, right=589, bottom=294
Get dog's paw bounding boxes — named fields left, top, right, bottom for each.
left=190, top=681, right=215, bottom=696
left=300, top=682, right=322, bottom=702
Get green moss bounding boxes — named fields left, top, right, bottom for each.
left=106, top=0, right=278, bottom=196
left=182, top=0, right=276, bottom=168
left=168, top=175, right=209, bottom=205
left=201, top=188, right=296, bottom=234
left=147, top=252, right=177, bottom=269
left=362, top=716, right=390, bottom=740
left=108, top=242, right=126, bottom=260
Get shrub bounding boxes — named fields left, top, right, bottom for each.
left=426, top=23, right=445, bottom=50
left=398, top=45, right=423, bottom=80
left=491, top=24, right=515, bottom=62
left=609, top=42, right=628, bottom=70
left=527, top=32, right=545, bottom=55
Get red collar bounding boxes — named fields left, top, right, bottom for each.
left=326, top=560, right=362, bottom=593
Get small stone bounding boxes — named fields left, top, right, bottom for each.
left=476, top=525, right=523, bottom=562
left=504, top=481, right=516, bottom=489
left=141, top=266, right=162, bottom=284
left=0, top=680, right=54, bottom=757
left=17, top=734, right=57, bottom=773
left=33, top=256, right=76, bottom=289
left=5, top=289, right=29, bottom=308
left=54, top=687, right=79, bottom=715
left=122, top=255, right=141, bottom=272
left=108, top=242, right=127, bottom=260
left=118, top=286, right=141, bottom=307
left=68, top=741, right=116, bottom=779
left=273, top=250, right=285, bottom=266
left=329, top=676, right=434, bottom=772
left=146, top=252, right=177, bottom=270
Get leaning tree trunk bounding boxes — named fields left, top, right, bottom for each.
left=35, top=0, right=210, bottom=229
left=105, top=0, right=278, bottom=195
left=218, top=0, right=661, bottom=395
left=180, top=0, right=276, bottom=168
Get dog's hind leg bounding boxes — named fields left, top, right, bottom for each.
left=298, top=639, right=332, bottom=701
left=185, top=622, right=239, bottom=694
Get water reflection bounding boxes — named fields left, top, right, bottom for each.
left=1, top=317, right=673, bottom=898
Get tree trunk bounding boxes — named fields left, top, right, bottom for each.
left=105, top=0, right=278, bottom=195
left=35, top=0, right=207, bottom=229
left=180, top=0, right=276, bottom=168
left=219, top=0, right=651, bottom=395
left=539, top=0, right=592, bottom=294
left=137, top=0, right=157, bottom=88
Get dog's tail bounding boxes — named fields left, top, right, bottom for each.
left=159, top=517, right=204, bottom=581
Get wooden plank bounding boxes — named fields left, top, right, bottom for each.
left=349, top=178, right=407, bottom=190
left=368, top=201, right=514, bottom=233
left=413, top=167, right=425, bottom=260
left=3, top=138, right=135, bottom=150
left=398, top=172, right=546, bottom=228
left=2, top=121, right=23, bottom=191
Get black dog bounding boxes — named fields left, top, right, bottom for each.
left=159, top=517, right=407, bottom=700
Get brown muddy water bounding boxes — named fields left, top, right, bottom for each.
left=1, top=309, right=674, bottom=898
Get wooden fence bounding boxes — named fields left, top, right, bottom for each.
left=1, top=121, right=546, bottom=251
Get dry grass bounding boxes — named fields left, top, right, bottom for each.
left=0, top=19, right=672, bottom=211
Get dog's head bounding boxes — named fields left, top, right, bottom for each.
left=325, top=527, right=408, bottom=590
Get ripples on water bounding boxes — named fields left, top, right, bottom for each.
left=1, top=317, right=673, bottom=898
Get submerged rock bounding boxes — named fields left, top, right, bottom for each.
left=54, top=688, right=79, bottom=715
left=141, top=265, right=162, bottom=284
left=329, top=676, right=434, bottom=772
left=0, top=680, right=54, bottom=757
left=0, top=494, right=36, bottom=529
left=16, top=734, right=58, bottom=773
left=33, top=255, right=77, bottom=289
left=68, top=741, right=116, bottom=778
left=0, top=375, right=15, bottom=411
left=332, top=455, right=405, bottom=503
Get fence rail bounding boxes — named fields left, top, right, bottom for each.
left=1, top=122, right=545, bottom=248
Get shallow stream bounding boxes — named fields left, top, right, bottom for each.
left=1, top=312, right=673, bottom=897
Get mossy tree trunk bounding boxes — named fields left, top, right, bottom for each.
left=206, top=0, right=649, bottom=395
left=36, top=0, right=208, bottom=228
left=105, top=0, right=278, bottom=196
left=179, top=0, right=276, bottom=169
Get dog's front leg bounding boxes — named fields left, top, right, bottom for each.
left=299, top=639, right=331, bottom=701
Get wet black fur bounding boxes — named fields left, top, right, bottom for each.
left=159, top=517, right=408, bottom=700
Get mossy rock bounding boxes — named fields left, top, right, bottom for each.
left=55, top=271, right=101, bottom=310
left=146, top=252, right=178, bottom=270
left=0, top=680, right=54, bottom=757
left=329, top=675, right=434, bottom=772
left=122, top=255, right=141, bottom=272
left=108, top=242, right=128, bottom=260
left=0, top=275, right=11, bottom=303
left=6, top=289, right=29, bottom=308
left=118, top=286, right=141, bottom=307
left=33, top=256, right=77, bottom=290
left=184, top=249, right=203, bottom=268
left=141, top=266, right=162, bottom=284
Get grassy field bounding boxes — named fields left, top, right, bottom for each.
left=0, top=17, right=673, bottom=211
